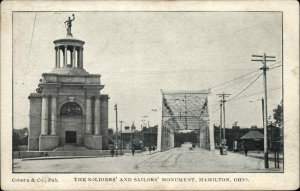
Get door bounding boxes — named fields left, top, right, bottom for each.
left=60, top=102, right=83, bottom=145
left=65, top=131, right=77, bottom=143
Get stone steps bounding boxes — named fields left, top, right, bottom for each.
left=52, top=145, right=90, bottom=151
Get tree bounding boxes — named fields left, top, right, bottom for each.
left=273, top=100, right=283, bottom=128
left=13, top=131, right=22, bottom=148
left=13, top=127, right=28, bottom=150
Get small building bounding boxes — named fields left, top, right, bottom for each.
left=121, top=125, right=135, bottom=150
left=120, top=122, right=143, bottom=150
left=240, top=130, right=264, bottom=151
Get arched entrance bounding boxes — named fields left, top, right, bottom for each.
left=60, top=102, right=83, bottom=145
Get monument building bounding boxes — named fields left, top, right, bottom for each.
left=28, top=15, right=109, bottom=151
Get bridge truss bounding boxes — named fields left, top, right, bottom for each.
left=158, top=90, right=215, bottom=151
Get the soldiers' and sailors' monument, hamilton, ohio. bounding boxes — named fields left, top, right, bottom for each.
left=27, top=15, right=109, bottom=151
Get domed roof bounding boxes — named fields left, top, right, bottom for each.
left=50, top=67, right=89, bottom=75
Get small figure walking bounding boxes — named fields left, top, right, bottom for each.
left=132, top=145, right=135, bottom=156
left=110, top=144, right=115, bottom=157
left=244, top=146, right=248, bottom=157
left=149, top=146, right=152, bottom=154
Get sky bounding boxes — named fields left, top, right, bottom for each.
left=13, top=12, right=282, bottom=130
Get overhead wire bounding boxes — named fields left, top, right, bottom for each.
left=204, top=19, right=281, bottom=45
left=230, top=86, right=281, bottom=101
left=208, top=69, right=260, bottom=90
left=208, top=61, right=281, bottom=91
left=227, top=73, right=263, bottom=102
left=22, top=12, right=37, bottom=84
left=211, top=87, right=281, bottom=114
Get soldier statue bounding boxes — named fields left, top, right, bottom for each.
left=64, top=14, right=75, bottom=36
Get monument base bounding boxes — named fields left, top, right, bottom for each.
left=84, top=135, right=102, bottom=150
left=39, top=135, right=59, bottom=151
left=28, top=137, right=39, bottom=151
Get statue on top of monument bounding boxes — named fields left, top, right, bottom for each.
left=64, top=14, right=75, bottom=36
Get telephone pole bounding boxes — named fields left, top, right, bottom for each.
left=251, top=53, right=276, bottom=169
left=114, top=104, right=118, bottom=156
left=119, top=120, right=123, bottom=155
left=233, top=121, right=238, bottom=151
left=219, top=100, right=223, bottom=146
left=217, top=93, right=230, bottom=145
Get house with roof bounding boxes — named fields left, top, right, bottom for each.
left=240, top=128, right=264, bottom=151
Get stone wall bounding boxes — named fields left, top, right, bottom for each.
left=28, top=94, right=42, bottom=151
left=39, top=135, right=59, bottom=151
left=100, top=95, right=109, bottom=149
left=84, top=135, right=102, bottom=150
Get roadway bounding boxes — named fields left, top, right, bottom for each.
left=13, top=147, right=282, bottom=173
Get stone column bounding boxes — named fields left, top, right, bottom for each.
left=77, top=48, right=80, bottom=68
left=74, top=47, right=77, bottom=68
left=71, top=47, right=75, bottom=67
left=70, top=48, right=73, bottom=67
left=94, top=97, right=101, bottom=135
left=41, top=96, right=49, bottom=135
left=55, top=47, right=58, bottom=68
left=77, top=48, right=81, bottom=68
left=55, top=47, right=60, bottom=68
left=79, top=48, right=83, bottom=68
left=85, top=97, right=92, bottom=134
left=51, top=96, right=57, bottom=135
left=64, top=46, right=67, bottom=67
left=57, top=47, right=60, bottom=68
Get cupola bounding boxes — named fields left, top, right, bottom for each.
left=51, top=14, right=89, bottom=75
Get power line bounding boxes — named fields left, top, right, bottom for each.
left=215, top=62, right=281, bottom=103
left=227, top=73, right=263, bottom=102
left=23, top=12, right=37, bottom=83
left=204, top=19, right=281, bottom=45
left=211, top=86, right=281, bottom=113
left=230, top=86, right=281, bottom=101
left=210, top=62, right=281, bottom=92
left=212, top=71, right=261, bottom=92
left=269, top=65, right=282, bottom=70
left=209, top=69, right=260, bottom=90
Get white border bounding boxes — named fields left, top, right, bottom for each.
left=1, top=1, right=299, bottom=190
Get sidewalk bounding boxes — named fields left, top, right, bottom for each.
left=233, top=150, right=283, bottom=162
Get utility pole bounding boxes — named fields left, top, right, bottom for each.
left=262, top=98, right=265, bottom=134
left=114, top=104, right=118, bottom=156
left=217, top=93, right=230, bottom=145
left=233, top=121, right=238, bottom=151
left=119, top=120, right=123, bottom=155
left=219, top=100, right=223, bottom=146
left=251, top=53, right=276, bottom=169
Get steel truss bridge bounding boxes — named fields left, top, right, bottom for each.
left=158, top=90, right=215, bottom=151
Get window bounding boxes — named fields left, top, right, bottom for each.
left=60, top=102, right=82, bottom=116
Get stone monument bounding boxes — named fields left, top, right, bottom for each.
left=28, top=15, right=109, bottom=151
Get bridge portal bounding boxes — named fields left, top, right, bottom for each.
left=157, top=90, right=215, bottom=151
